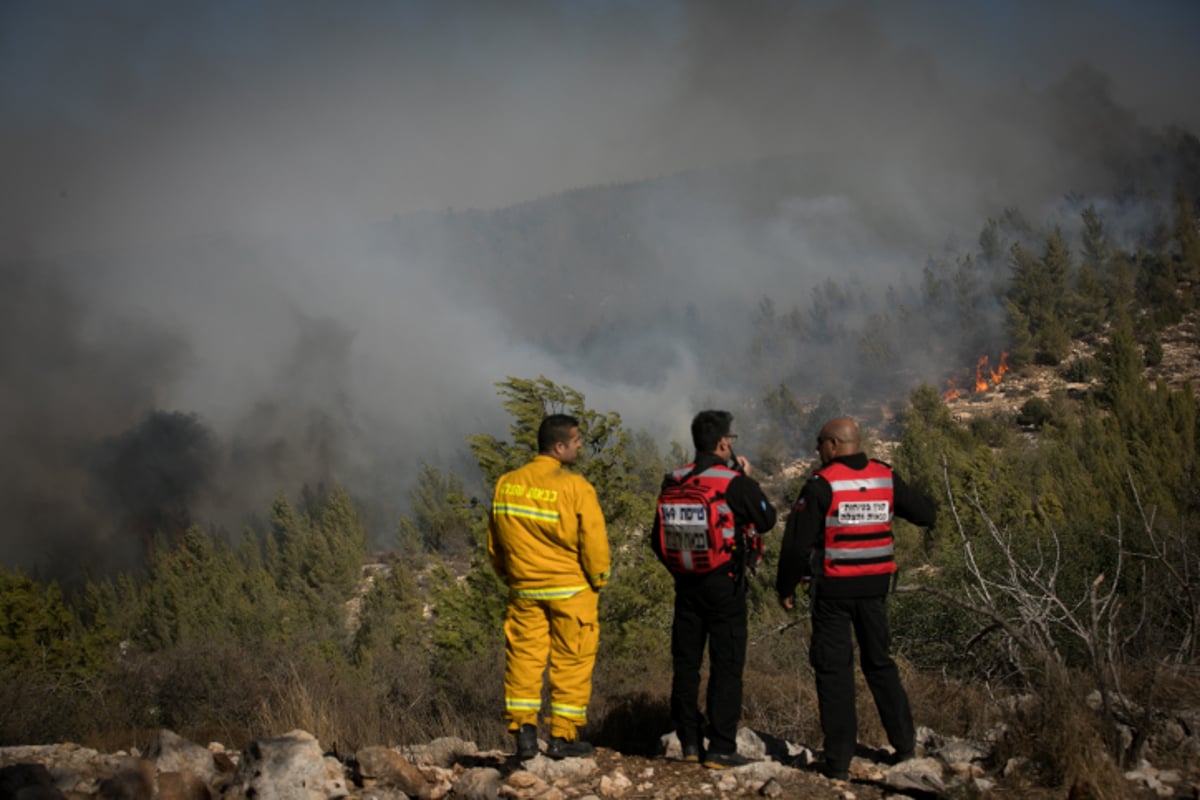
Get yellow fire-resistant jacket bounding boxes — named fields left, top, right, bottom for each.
left=488, top=454, right=611, bottom=599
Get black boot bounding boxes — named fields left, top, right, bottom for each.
left=703, top=750, right=753, bottom=770
left=546, top=736, right=593, bottom=759
left=678, top=730, right=702, bottom=762
left=515, top=724, right=539, bottom=760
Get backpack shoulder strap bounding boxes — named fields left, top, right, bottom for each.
left=662, top=464, right=702, bottom=489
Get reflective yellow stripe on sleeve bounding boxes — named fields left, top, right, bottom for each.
left=494, top=502, right=561, bottom=522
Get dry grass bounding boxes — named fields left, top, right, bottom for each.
left=990, top=667, right=1126, bottom=799
left=253, top=661, right=353, bottom=750
left=905, top=666, right=1002, bottom=742
left=9, top=618, right=1195, bottom=800
left=589, top=650, right=674, bottom=754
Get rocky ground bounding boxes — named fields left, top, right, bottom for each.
left=944, top=313, right=1200, bottom=422
left=2, top=725, right=1195, bottom=799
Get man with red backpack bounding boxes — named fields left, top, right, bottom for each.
left=651, top=410, right=776, bottom=769
left=776, top=417, right=936, bottom=781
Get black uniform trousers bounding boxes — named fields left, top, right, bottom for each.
left=809, top=594, right=914, bottom=771
left=669, top=569, right=747, bottom=755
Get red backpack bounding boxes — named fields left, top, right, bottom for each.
left=655, top=464, right=760, bottom=575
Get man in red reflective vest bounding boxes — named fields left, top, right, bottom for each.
left=776, top=417, right=935, bottom=780
left=651, top=410, right=776, bottom=769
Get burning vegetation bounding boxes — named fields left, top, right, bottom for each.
left=943, top=352, right=1009, bottom=401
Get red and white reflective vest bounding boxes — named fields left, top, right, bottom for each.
left=656, top=463, right=757, bottom=575
left=818, top=459, right=896, bottom=579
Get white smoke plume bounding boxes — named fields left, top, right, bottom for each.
left=1, top=0, right=1197, bottom=579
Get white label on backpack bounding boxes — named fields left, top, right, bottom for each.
left=662, top=503, right=709, bottom=551
left=837, top=501, right=890, bottom=524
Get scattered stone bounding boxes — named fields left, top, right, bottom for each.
left=597, top=768, right=632, bottom=797
left=451, top=766, right=502, bottom=800
left=157, top=769, right=213, bottom=800
left=758, top=776, right=784, bottom=797
left=355, top=746, right=428, bottom=797
left=501, top=768, right=562, bottom=800
left=521, top=753, right=597, bottom=783
left=947, top=760, right=984, bottom=779
left=96, top=758, right=155, bottom=800
left=935, top=736, right=988, bottom=765
left=1002, top=755, right=1029, bottom=778
left=147, top=729, right=221, bottom=785
left=1125, top=759, right=1185, bottom=797
left=226, top=730, right=340, bottom=800
left=883, top=756, right=945, bottom=794
left=405, top=737, right=478, bottom=768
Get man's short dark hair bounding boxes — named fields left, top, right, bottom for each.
left=692, top=410, right=733, bottom=454
left=538, top=414, right=580, bottom=453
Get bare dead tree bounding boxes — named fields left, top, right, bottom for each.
left=1121, top=470, right=1199, bottom=664
left=895, top=456, right=1170, bottom=765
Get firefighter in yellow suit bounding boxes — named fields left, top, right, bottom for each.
left=488, top=413, right=611, bottom=760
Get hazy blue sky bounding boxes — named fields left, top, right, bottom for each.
left=4, top=0, right=1198, bottom=253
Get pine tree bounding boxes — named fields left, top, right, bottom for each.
left=1080, top=205, right=1111, bottom=276
left=267, top=492, right=308, bottom=593
left=134, top=526, right=263, bottom=648
left=893, top=385, right=968, bottom=559
left=428, top=562, right=505, bottom=664
left=762, top=382, right=805, bottom=457
left=0, top=567, right=109, bottom=679
left=1096, top=311, right=1145, bottom=419
left=396, top=463, right=482, bottom=560
left=1005, top=229, right=1076, bottom=365
left=1075, top=207, right=1110, bottom=332
left=1038, top=228, right=1076, bottom=359
left=467, top=376, right=647, bottom=527
left=349, top=563, right=426, bottom=668
left=1004, top=296, right=1037, bottom=367
left=1106, top=253, right=1138, bottom=319
left=1172, top=186, right=1200, bottom=287
left=1137, top=250, right=1184, bottom=326
left=312, top=485, right=369, bottom=599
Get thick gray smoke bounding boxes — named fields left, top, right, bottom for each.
left=2, top=0, right=1198, bottom=581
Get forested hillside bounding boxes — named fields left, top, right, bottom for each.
left=377, top=124, right=1200, bottom=402
left=3, top=146, right=1200, bottom=796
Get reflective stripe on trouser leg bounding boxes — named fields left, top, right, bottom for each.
left=547, top=588, right=600, bottom=740
left=503, top=596, right=551, bottom=730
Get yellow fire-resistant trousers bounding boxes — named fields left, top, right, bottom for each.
left=503, top=588, right=600, bottom=740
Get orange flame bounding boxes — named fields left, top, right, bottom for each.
left=944, top=352, right=1008, bottom=402
left=974, top=355, right=989, bottom=392
left=989, top=351, right=1009, bottom=385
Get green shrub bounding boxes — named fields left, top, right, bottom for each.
left=1060, top=357, right=1099, bottom=383
left=1143, top=331, right=1164, bottom=367
left=1016, top=397, right=1055, bottom=428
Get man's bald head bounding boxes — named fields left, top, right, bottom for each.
left=817, top=417, right=862, bottom=464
